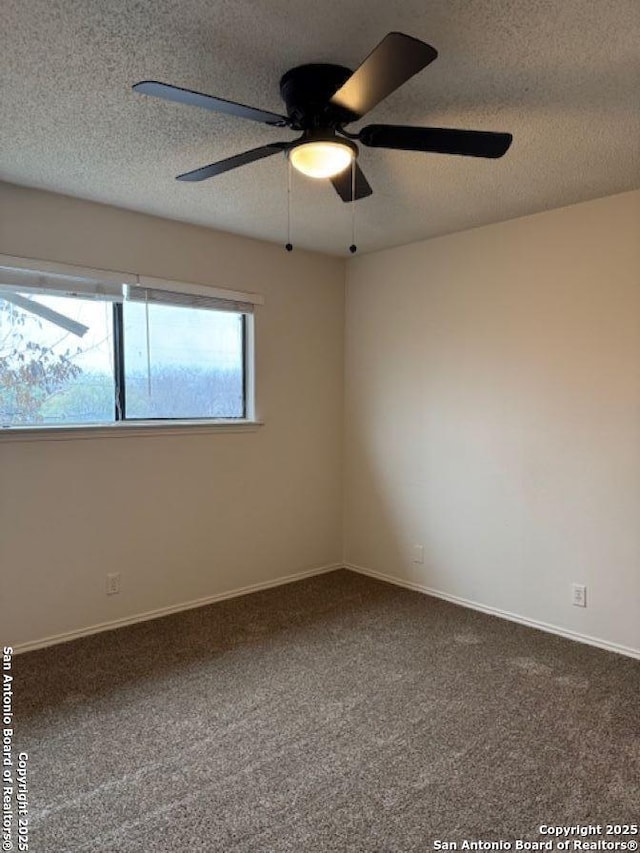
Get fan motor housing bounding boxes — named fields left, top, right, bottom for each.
left=279, top=64, right=353, bottom=129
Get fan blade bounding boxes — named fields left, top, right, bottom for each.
left=330, top=163, right=373, bottom=202
left=359, top=124, right=513, bottom=158
left=329, top=33, right=437, bottom=120
left=133, top=81, right=289, bottom=126
left=177, top=143, right=289, bottom=182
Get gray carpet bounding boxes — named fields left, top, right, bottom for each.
left=13, top=570, right=640, bottom=852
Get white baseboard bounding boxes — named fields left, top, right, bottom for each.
left=12, top=563, right=342, bottom=655
left=345, top=563, right=640, bottom=661
left=14, top=562, right=639, bottom=661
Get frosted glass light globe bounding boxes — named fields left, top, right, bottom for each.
left=289, top=141, right=354, bottom=179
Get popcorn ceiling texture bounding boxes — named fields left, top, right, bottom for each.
left=2, top=0, right=639, bottom=254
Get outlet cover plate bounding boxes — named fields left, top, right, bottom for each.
left=106, top=572, right=121, bottom=595
left=571, top=583, right=587, bottom=607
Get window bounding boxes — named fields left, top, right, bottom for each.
left=0, top=257, right=259, bottom=428
left=122, top=301, right=245, bottom=420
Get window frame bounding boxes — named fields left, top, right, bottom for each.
left=0, top=255, right=262, bottom=437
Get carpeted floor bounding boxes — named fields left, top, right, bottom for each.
left=13, top=570, right=640, bottom=852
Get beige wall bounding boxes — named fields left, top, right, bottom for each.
left=345, top=189, right=640, bottom=654
left=3, top=183, right=639, bottom=656
left=0, top=183, right=345, bottom=648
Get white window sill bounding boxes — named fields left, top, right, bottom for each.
left=0, top=420, right=264, bottom=442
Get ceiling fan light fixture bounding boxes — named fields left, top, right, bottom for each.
left=289, top=140, right=355, bottom=179
left=133, top=32, right=512, bottom=205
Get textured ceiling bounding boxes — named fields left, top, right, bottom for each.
left=2, top=0, right=639, bottom=255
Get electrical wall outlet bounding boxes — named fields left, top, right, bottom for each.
left=106, top=572, right=121, bottom=595
left=571, top=583, right=587, bottom=607
left=412, top=544, right=424, bottom=564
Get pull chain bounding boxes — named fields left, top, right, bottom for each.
left=285, top=154, right=360, bottom=253
left=349, top=159, right=357, bottom=254
left=285, top=157, right=293, bottom=252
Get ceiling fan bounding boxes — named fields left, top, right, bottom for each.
left=133, top=32, right=512, bottom=203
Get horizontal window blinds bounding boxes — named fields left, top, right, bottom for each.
left=0, top=256, right=263, bottom=313
left=0, top=266, right=122, bottom=302
left=126, top=274, right=263, bottom=313
left=123, top=284, right=254, bottom=314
